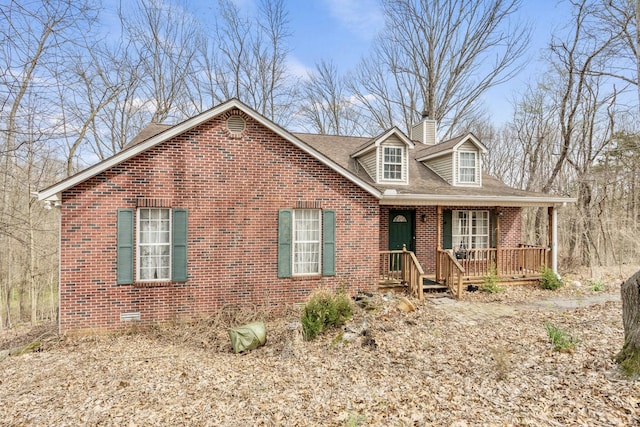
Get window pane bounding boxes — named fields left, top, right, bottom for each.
left=292, top=209, right=321, bottom=275
left=138, top=208, right=171, bottom=281
left=459, top=152, right=476, bottom=183
left=452, top=210, right=489, bottom=250
left=383, top=147, right=403, bottom=180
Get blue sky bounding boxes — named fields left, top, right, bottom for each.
left=107, top=0, right=573, bottom=124
left=218, top=0, right=572, bottom=123
left=187, top=0, right=571, bottom=76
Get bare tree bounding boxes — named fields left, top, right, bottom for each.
left=56, top=42, right=124, bottom=175
left=299, top=60, right=365, bottom=135
left=0, top=0, right=95, bottom=326
left=617, top=269, right=640, bottom=377
left=584, top=0, right=639, bottom=111
left=211, top=0, right=297, bottom=125
left=119, top=0, right=199, bottom=124
left=349, top=0, right=530, bottom=135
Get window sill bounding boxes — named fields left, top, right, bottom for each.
left=133, top=281, right=174, bottom=288
left=291, top=274, right=322, bottom=281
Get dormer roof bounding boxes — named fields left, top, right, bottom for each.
left=415, top=133, right=487, bottom=162
left=350, top=127, right=415, bottom=158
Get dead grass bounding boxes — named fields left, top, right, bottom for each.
left=0, top=266, right=639, bottom=425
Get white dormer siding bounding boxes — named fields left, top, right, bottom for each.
left=411, top=118, right=438, bottom=145
left=425, top=153, right=454, bottom=183
left=351, top=128, right=414, bottom=186
left=358, top=150, right=377, bottom=180
left=377, top=136, right=409, bottom=184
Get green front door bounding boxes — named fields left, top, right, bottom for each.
left=389, top=210, right=415, bottom=252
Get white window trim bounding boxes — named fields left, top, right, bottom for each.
left=455, top=150, right=481, bottom=186
left=292, top=209, right=322, bottom=276
left=378, top=145, right=408, bottom=184
left=457, top=151, right=477, bottom=184
left=136, top=207, right=172, bottom=282
left=452, top=210, right=490, bottom=252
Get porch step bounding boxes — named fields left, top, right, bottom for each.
left=424, top=284, right=448, bottom=291
left=423, top=277, right=449, bottom=296
left=423, top=284, right=449, bottom=296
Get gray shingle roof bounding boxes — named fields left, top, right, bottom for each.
left=293, top=132, right=558, bottom=201
left=124, top=123, right=173, bottom=149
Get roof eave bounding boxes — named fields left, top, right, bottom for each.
left=379, top=193, right=576, bottom=207
left=37, top=98, right=384, bottom=202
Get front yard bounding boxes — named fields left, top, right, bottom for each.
left=1, top=266, right=639, bottom=426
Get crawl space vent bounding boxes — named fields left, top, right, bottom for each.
left=120, top=312, right=141, bottom=321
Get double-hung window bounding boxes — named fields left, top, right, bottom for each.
left=383, top=146, right=403, bottom=180
left=292, top=209, right=321, bottom=275
left=117, top=207, right=188, bottom=285
left=458, top=151, right=477, bottom=184
left=278, top=209, right=335, bottom=278
left=452, top=210, right=489, bottom=254
left=138, top=208, right=171, bottom=281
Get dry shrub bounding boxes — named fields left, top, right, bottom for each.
left=489, top=345, right=512, bottom=381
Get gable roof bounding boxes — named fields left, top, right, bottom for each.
left=37, top=98, right=575, bottom=208
left=37, top=99, right=383, bottom=202
left=294, top=132, right=574, bottom=207
left=350, top=127, right=415, bottom=158
left=124, top=123, right=172, bottom=149
left=415, top=133, right=487, bottom=162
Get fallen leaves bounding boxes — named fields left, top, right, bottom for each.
left=1, top=270, right=640, bottom=425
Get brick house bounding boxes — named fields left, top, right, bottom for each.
left=37, top=99, right=573, bottom=333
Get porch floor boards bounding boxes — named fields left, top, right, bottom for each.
left=378, top=273, right=542, bottom=296
left=378, top=277, right=449, bottom=297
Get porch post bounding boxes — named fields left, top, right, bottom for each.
left=436, top=206, right=442, bottom=280
left=495, top=208, right=501, bottom=275
left=549, top=206, right=558, bottom=274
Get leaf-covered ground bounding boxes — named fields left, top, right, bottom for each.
left=1, top=266, right=639, bottom=426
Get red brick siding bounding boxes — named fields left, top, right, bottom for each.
left=498, top=207, right=522, bottom=248
left=379, top=205, right=523, bottom=274
left=59, top=112, right=379, bottom=332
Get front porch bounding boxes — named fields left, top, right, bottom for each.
left=380, top=245, right=549, bottom=300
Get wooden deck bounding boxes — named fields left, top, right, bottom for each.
left=380, top=246, right=549, bottom=299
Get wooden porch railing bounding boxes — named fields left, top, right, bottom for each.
left=442, top=247, right=549, bottom=280
left=436, top=250, right=465, bottom=299
left=379, top=246, right=424, bottom=300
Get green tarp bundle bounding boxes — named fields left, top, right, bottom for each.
left=228, top=321, right=267, bottom=353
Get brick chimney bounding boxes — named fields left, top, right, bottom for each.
left=410, top=111, right=438, bottom=145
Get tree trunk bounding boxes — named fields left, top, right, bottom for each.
left=616, top=270, right=640, bottom=376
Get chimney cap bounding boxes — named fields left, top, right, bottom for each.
left=421, top=110, right=429, bottom=119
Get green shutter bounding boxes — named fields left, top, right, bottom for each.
left=322, top=210, right=336, bottom=276
left=172, top=209, right=188, bottom=282
left=117, top=209, right=134, bottom=284
left=442, top=210, right=453, bottom=249
left=278, top=210, right=292, bottom=278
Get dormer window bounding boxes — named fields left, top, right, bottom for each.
left=350, top=128, right=413, bottom=185
left=383, top=146, right=403, bottom=180
left=458, top=151, right=477, bottom=184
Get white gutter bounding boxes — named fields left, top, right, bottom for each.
left=379, top=193, right=576, bottom=207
